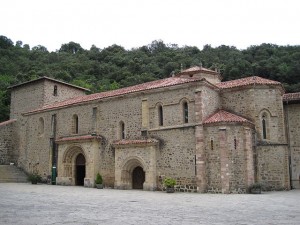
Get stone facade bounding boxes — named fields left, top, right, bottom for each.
left=283, top=95, right=300, bottom=189
left=0, top=120, right=17, bottom=164
left=1, top=66, right=298, bottom=193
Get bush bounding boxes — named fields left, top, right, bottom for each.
left=163, top=177, right=176, bottom=188
left=95, top=173, right=103, bottom=184
left=27, top=173, right=42, bottom=184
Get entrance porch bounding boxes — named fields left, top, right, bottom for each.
left=113, top=139, right=158, bottom=191
left=55, top=135, right=101, bottom=187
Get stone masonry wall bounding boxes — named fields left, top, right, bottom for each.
left=284, top=103, right=300, bottom=188
left=201, top=86, right=220, bottom=120
left=21, top=82, right=206, bottom=190
left=21, top=112, right=53, bottom=176
left=10, top=81, right=45, bottom=119
left=43, top=80, right=86, bottom=105
left=221, top=86, right=289, bottom=190
left=10, top=79, right=86, bottom=120
left=150, top=127, right=197, bottom=192
left=221, top=87, right=286, bottom=143
left=204, top=125, right=252, bottom=193
left=0, top=120, right=16, bottom=165
left=256, top=145, right=289, bottom=190
left=148, top=85, right=197, bottom=129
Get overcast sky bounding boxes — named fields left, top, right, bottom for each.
left=1, top=0, right=299, bottom=52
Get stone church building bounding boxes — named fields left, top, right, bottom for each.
left=1, top=66, right=300, bottom=193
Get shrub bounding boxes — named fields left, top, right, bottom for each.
left=163, top=177, right=176, bottom=188
left=95, top=173, right=103, bottom=184
left=27, top=173, right=42, bottom=184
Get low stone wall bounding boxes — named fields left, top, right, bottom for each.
left=174, top=177, right=197, bottom=193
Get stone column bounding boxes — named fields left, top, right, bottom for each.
left=143, top=145, right=157, bottom=191
left=142, top=99, right=149, bottom=129
left=219, top=127, right=230, bottom=194
left=244, top=127, right=254, bottom=187
left=195, top=125, right=207, bottom=192
left=194, top=90, right=207, bottom=192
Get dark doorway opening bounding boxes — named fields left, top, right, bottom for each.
left=76, top=154, right=85, bottom=186
left=132, top=166, right=145, bottom=189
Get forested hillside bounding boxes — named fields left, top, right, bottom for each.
left=0, top=35, right=299, bottom=122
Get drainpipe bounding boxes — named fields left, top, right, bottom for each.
left=51, top=114, right=57, bottom=185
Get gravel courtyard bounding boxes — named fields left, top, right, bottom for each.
left=0, top=183, right=299, bottom=225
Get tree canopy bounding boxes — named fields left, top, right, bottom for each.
left=0, top=35, right=299, bottom=122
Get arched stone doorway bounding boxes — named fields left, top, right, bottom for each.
left=56, top=137, right=102, bottom=187
left=113, top=140, right=159, bottom=190
left=132, top=166, right=145, bottom=189
left=117, top=157, right=146, bottom=190
left=75, top=153, right=86, bottom=186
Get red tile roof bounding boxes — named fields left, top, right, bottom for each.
left=203, top=110, right=253, bottom=125
left=283, top=92, right=300, bottom=102
left=56, top=135, right=101, bottom=143
left=25, top=77, right=203, bottom=114
left=216, top=76, right=283, bottom=91
left=0, top=119, right=17, bottom=127
left=113, top=139, right=158, bottom=146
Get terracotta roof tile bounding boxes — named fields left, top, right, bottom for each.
left=216, top=76, right=283, bottom=90
left=113, top=139, right=158, bottom=146
left=0, top=119, right=17, bottom=127
left=25, top=77, right=202, bottom=114
left=203, top=110, right=253, bottom=125
left=283, top=92, right=300, bottom=102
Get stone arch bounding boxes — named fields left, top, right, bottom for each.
left=62, top=145, right=86, bottom=185
left=120, top=157, right=147, bottom=189
left=179, top=97, right=190, bottom=104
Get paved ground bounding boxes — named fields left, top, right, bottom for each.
left=0, top=183, right=299, bottom=225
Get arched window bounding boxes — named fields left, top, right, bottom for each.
left=53, top=85, right=58, bottom=96
left=234, top=137, right=237, bottom=150
left=158, top=104, right=163, bottom=126
left=120, top=121, right=125, bottom=139
left=183, top=101, right=189, bottom=123
left=210, top=139, right=214, bottom=150
left=72, top=114, right=79, bottom=134
left=260, top=111, right=270, bottom=140
left=38, top=117, right=44, bottom=136
left=262, top=114, right=267, bottom=139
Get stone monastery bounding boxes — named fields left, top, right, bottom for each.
left=1, top=66, right=300, bottom=193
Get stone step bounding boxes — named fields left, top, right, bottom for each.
left=0, top=165, right=28, bottom=183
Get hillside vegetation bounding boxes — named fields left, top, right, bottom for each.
left=0, top=35, right=299, bottom=122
